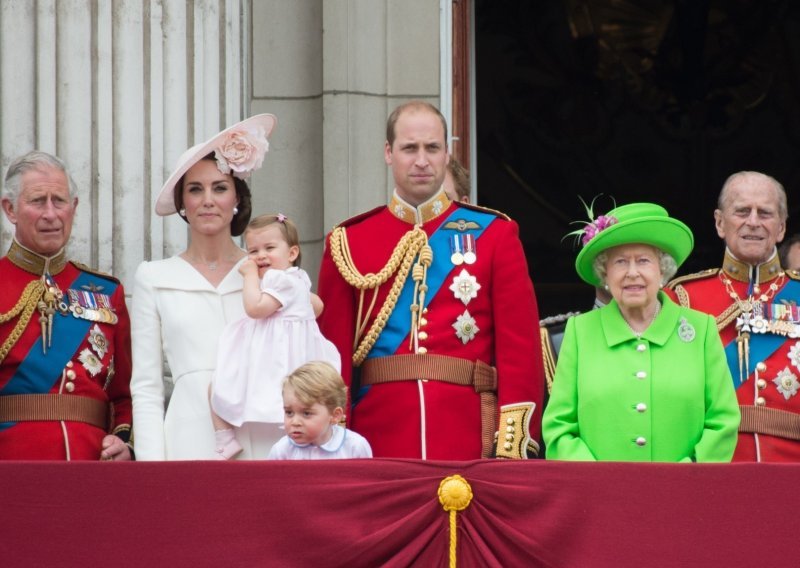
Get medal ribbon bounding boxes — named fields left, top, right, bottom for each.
left=368, top=207, right=495, bottom=358
left=450, top=235, right=464, bottom=262
left=724, top=278, right=800, bottom=389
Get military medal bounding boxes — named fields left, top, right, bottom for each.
left=453, top=310, right=479, bottom=344
left=444, top=219, right=481, bottom=231
left=789, top=342, right=800, bottom=370
left=463, top=234, right=477, bottom=265
left=754, top=302, right=800, bottom=338
left=773, top=367, right=800, bottom=400
left=78, top=347, right=103, bottom=376
left=68, top=289, right=118, bottom=325
left=750, top=303, right=768, bottom=333
left=88, top=324, right=109, bottom=358
left=450, top=235, right=464, bottom=265
left=449, top=269, right=481, bottom=306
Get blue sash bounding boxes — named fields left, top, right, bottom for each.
left=2, top=271, right=117, bottom=396
left=724, top=279, right=800, bottom=389
left=367, top=207, right=496, bottom=358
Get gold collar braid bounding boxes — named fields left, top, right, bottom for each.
left=722, top=248, right=783, bottom=284
left=329, top=225, right=432, bottom=366
left=7, top=239, right=67, bottom=276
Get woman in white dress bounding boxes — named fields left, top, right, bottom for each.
left=131, top=114, right=279, bottom=460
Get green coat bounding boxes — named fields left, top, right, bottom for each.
left=543, top=292, right=740, bottom=462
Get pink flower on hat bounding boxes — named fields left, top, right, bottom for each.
left=215, top=125, right=269, bottom=179
left=581, top=214, right=617, bottom=245
left=564, top=195, right=618, bottom=248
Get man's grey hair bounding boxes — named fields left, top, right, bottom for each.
left=2, top=150, right=78, bottom=203
left=718, top=171, right=787, bottom=221
left=593, top=247, right=679, bottom=287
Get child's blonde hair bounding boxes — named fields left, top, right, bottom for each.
left=283, top=361, right=347, bottom=413
left=244, top=213, right=302, bottom=266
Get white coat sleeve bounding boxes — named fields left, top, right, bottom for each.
left=130, top=261, right=167, bottom=460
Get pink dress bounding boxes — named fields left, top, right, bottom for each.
left=211, top=267, right=341, bottom=426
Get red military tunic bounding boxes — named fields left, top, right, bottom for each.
left=0, top=241, right=132, bottom=460
left=666, top=250, right=800, bottom=462
left=318, top=188, right=544, bottom=459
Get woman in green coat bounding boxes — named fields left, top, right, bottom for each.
left=543, top=203, right=740, bottom=462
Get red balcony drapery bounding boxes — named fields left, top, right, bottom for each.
left=1, top=459, right=793, bottom=567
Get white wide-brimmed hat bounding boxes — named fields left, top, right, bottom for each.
left=155, top=113, right=277, bottom=216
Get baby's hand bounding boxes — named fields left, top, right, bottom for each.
left=239, top=259, right=259, bottom=276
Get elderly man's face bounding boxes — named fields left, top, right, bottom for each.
left=714, top=176, right=785, bottom=266
left=1, top=166, right=77, bottom=256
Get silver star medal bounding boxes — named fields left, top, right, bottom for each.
left=78, top=348, right=103, bottom=376
left=774, top=367, right=800, bottom=400
left=453, top=310, right=479, bottom=344
left=88, top=324, right=109, bottom=359
left=678, top=317, right=695, bottom=342
left=449, top=269, right=481, bottom=306
left=787, top=342, right=800, bottom=370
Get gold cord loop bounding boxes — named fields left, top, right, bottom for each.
left=0, top=280, right=46, bottom=364
left=329, top=225, right=431, bottom=366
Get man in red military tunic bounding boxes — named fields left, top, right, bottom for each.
left=318, top=101, right=544, bottom=460
left=0, top=151, right=132, bottom=460
left=666, top=171, right=800, bottom=462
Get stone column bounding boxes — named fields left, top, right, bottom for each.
left=0, top=0, right=247, bottom=288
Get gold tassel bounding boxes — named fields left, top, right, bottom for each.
left=742, top=331, right=750, bottom=384
left=407, top=243, right=432, bottom=351
left=438, top=475, right=473, bottom=568
left=737, top=333, right=744, bottom=385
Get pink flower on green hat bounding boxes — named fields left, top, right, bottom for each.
left=581, top=214, right=617, bottom=245
left=565, top=195, right=618, bottom=248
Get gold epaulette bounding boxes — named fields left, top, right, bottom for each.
left=330, top=205, right=385, bottom=231
left=786, top=269, right=800, bottom=281
left=69, top=261, right=120, bottom=284
left=539, top=312, right=579, bottom=395
left=665, top=268, right=719, bottom=290
left=539, top=311, right=580, bottom=328
left=457, top=201, right=511, bottom=221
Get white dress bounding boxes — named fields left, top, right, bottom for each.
left=267, top=425, right=373, bottom=460
left=210, top=267, right=341, bottom=426
left=131, top=256, right=282, bottom=460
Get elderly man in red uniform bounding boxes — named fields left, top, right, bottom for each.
left=318, top=101, right=544, bottom=460
left=667, top=171, right=800, bottom=462
left=0, top=151, right=132, bottom=460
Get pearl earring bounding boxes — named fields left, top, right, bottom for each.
left=233, top=206, right=239, bottom=215
left=179, top=208, right=186, bottom=216
left=604, top=284, right=610, bottom=291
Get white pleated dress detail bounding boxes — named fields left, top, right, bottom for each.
left=211, top=267, right=341, bottom=427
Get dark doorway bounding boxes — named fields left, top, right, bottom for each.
left=474, top=0, right=800, bottom=317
